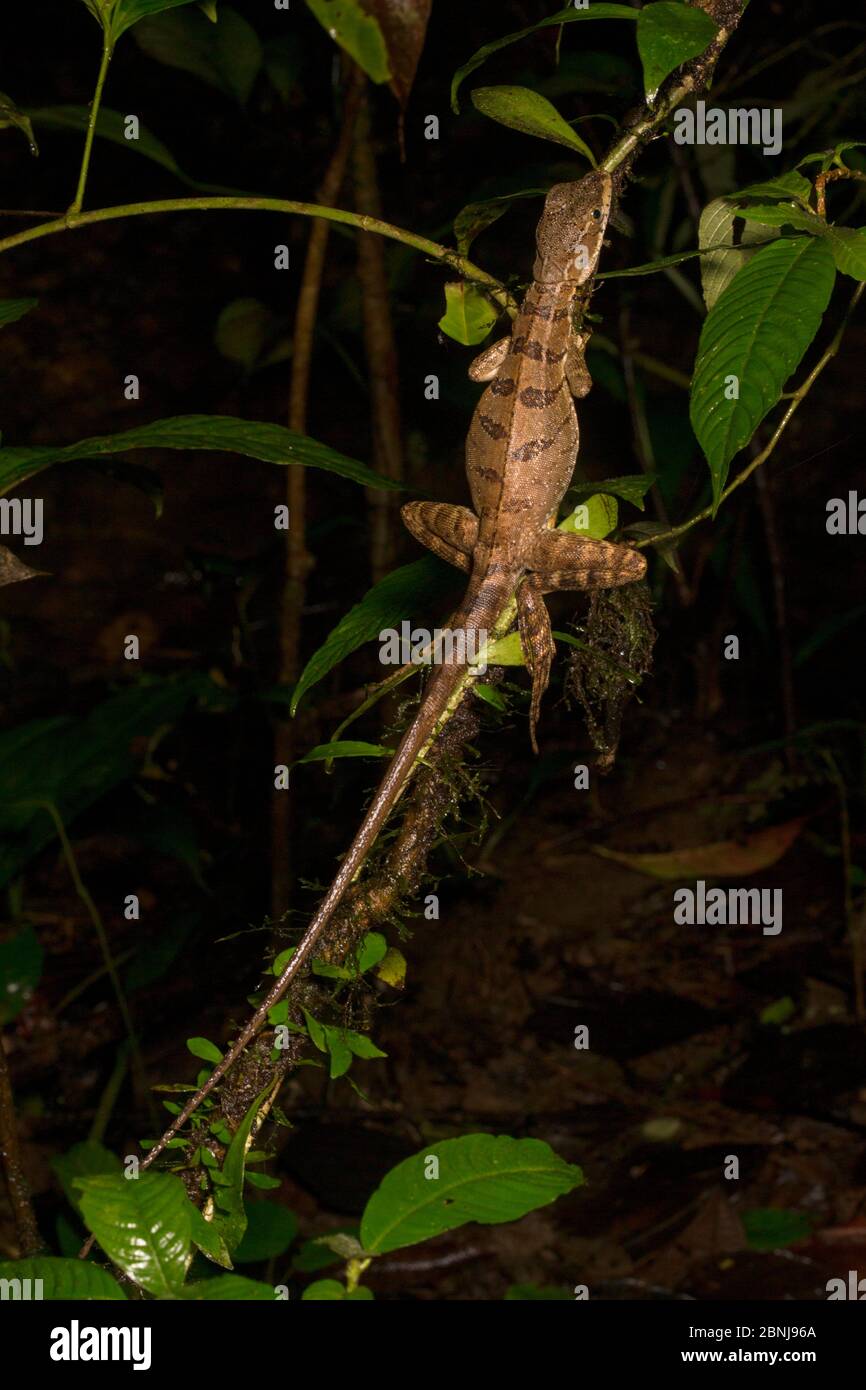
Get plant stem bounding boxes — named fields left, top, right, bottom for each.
left=0, top=1029, right=45, bottom=1255
left=0, top=196, right=517, bottom=313
left=70, top=34, right=113, bottom=215
left=635, top=282, right=865, bottom=551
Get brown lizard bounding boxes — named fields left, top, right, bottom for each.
left=140, top=170, right=645, bottom=1167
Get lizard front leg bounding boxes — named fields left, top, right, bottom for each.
left=401, top=501, right=478, bottom=571
left=517, top=574, right=555, bottom=754
left=565, top=330, right=593, bottom=399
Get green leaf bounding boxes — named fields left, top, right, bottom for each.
left=479, top=631, right=525, bottom=668
left=187, top=1203, right=232, bottom=1268
left=134, top=6, right=263, bottom=106
left=690, top=236, right=836, bottom=508
left=182, top=1274, right=277, bottom=1298
left=361, top=1134, right=583, bottom=1255
left=303, top=1010, right=327, bottom=1052
left=453, top=191, right=546, bottom=258
left=0, top=924, right=43, bottom=1024
left=324, top=1030, right=352, bottom=1080
left=568, top=474, right=655, bottom=510
left=0, top=1257, right=126, bottom=1300
left=451, top=5, right=637, bottom=113
left=438, top=281, right=498, bottom=346
left=246, top=1171, right=282, bottom=1190
left=821, top=225, right=866, bottom=281
left=296, top=740, right=392, bottom=764
left=234, top=1202, right=297, bottom=1263
left=0, top=298, right=37, bottom=329
left=214, top=298, right=272, bottom=368
left=306, top=0, right=389, bottom=85
left=52, top=1140, right=120, bottom=1217
left=212, top=1086, right=274, bottom=1253
left=187, top=1036, right=224, bottom=1064
left=0, top=415, right=399, bottom=500
left=0, top=89, right=38, bottom=155
left=474, top=682, right=507, bottom=711
left=290, top=554, right=457, bottom=713
left=699, top=198, right=780, bottom=311
left=742, top=1208, right=812, bottom=1251
left=302, top=1278, right=373, bottom=1300
left=733, top=171, right=814, bottom=205
left=340, top=1028, right=387, bottom=1060
left=375, top=947, right=406, bottom=987
left=759, top=996, right=796, bottom=1026
left=77, top=1172, right=191, bottom=1296
left=110, top=0, right=202, bottom=44
left=0, top=677, right=210, bottom=887
left=470, top=86, right=596, bottom=164
left=558, top=493, right=618, bottom=538
left=356, top=932, right=387, bottom=973
left=637, top=2, right=718, bottom=102
left=30, top=106, right=242, bottom=194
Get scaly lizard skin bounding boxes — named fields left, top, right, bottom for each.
left=141, top=170, right=645, bottom=1166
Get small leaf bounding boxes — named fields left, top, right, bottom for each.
left=214, top=298, right=272, bottom=369
left=689, top=236, right=836, bottom=508
left=592, top=818, right=805, bottom=881
left=451, top=4, right=637, bottom=113
left=733, top=171, right=814, bottom=205
left=438, top=281, right=498, bottom=346
left=212, top=1086, right=274, bottom=1253
left=356, top=932, right=388, bottom=973
left=760, top=996, right=796, bottom=1026
left=303, top=1009, right=327, bottom=1052
left=361, top=1134, right=583, bottom=1255
left=470, top=86, right=596, bottom=163
left=187, top=1036, right=223, bottom=1063
left=453, top=190, right=545, bottom=257
left=182, top=1273, right=276, bottom=1298
left=558, top=493, right=617, bottom=539
left=0, top=90, right=38, bottom=155
left=0, top=298, right=38, bottom=329
left=637, top=2, right=718, bottom=103
left=297, top=740, right=392, bottom=764
left=302, top=1277, right=373, bottom=1300
left=474, top=683, right=507, bottom=711
left=0, top=1257, right=126, bottom=1300
left=375, top=947, right=406, bottom=988
left=188, top=1203, right=232, bottom=1268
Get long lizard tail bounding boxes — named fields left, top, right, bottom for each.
left=141, top=580, right=505, bottom=1167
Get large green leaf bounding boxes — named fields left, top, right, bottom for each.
left=234, top=1202, right=298, bottom=1263
left=636, top=1, right=718, bottom=102
left=181, top=1273, right=277, bottom=1298
left=0, top=676, right=209, bottom=887
left=77, top=1172, right=191, bottom=1296
left=690, top=236, right=836, bottom=508
left=0, top=415, right=400, bottom=499
left=360, top=1134, right=584, bottom=1255
left=290, top=555, right=457, bottom=714
left=0, top=1257, right=126, bottom=1300
left=734, top=200, right=866, bottom=282
left=451, top=4, right=637, bottom=113
left=470, top=86, right=596, bottom=164
left=111, top=0, right=202, bottom=44
left=52, top=1140, right=121, bottom=1217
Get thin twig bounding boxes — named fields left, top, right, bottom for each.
left=70, top=33, right=113, bottom=215
left=0, top=1030, right=44, bottom=1255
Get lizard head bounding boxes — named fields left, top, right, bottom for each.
left=534, top=171, right=613, bottom=285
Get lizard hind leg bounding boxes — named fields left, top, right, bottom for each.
left=517, top=574, right=555, bottom=755
left=528, top=529, right=647, bottom=592
left=401, top=501, right=479, bottom=572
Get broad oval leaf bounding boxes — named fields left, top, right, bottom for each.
left=438, top=281, right=498, bottom=346
left=110, top=0, right=202, bottom=44
left=77, top=1172, right=191, bottom=1297
left=181, top=1273, right=277, bottom=1298
left=689, top=236, right=836, bottom=508
left=470, top=86, right=596, bottom=164
left=558, top=493, right=618, bottom=538
left=0, top=1257, right=126, bottom=1300
left=0, top=298, right=37, bottom=329
left=290, top=555, right=457, bottom=713
left=637, top=1, right=718, bottom=102
left=234, top=1202, right=298, bottom=1263
left=360, top=1134, right=583, bottom=1255
left=451, top=4, right=637, bottom=113
left=134, top=6, right=263, bottom=106
left=0, top=415, right=401, bottom=499
left=186, top=1035, right=223, bottom=1063
left=52, top=1139, right=120, bottom=1216
left=822, top=225, right=866, bottom=281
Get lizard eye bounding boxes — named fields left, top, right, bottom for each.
left=592, top=208, right=602, bottom=219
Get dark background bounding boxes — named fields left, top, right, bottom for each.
left=0, top=0, right=865, bottom=1298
